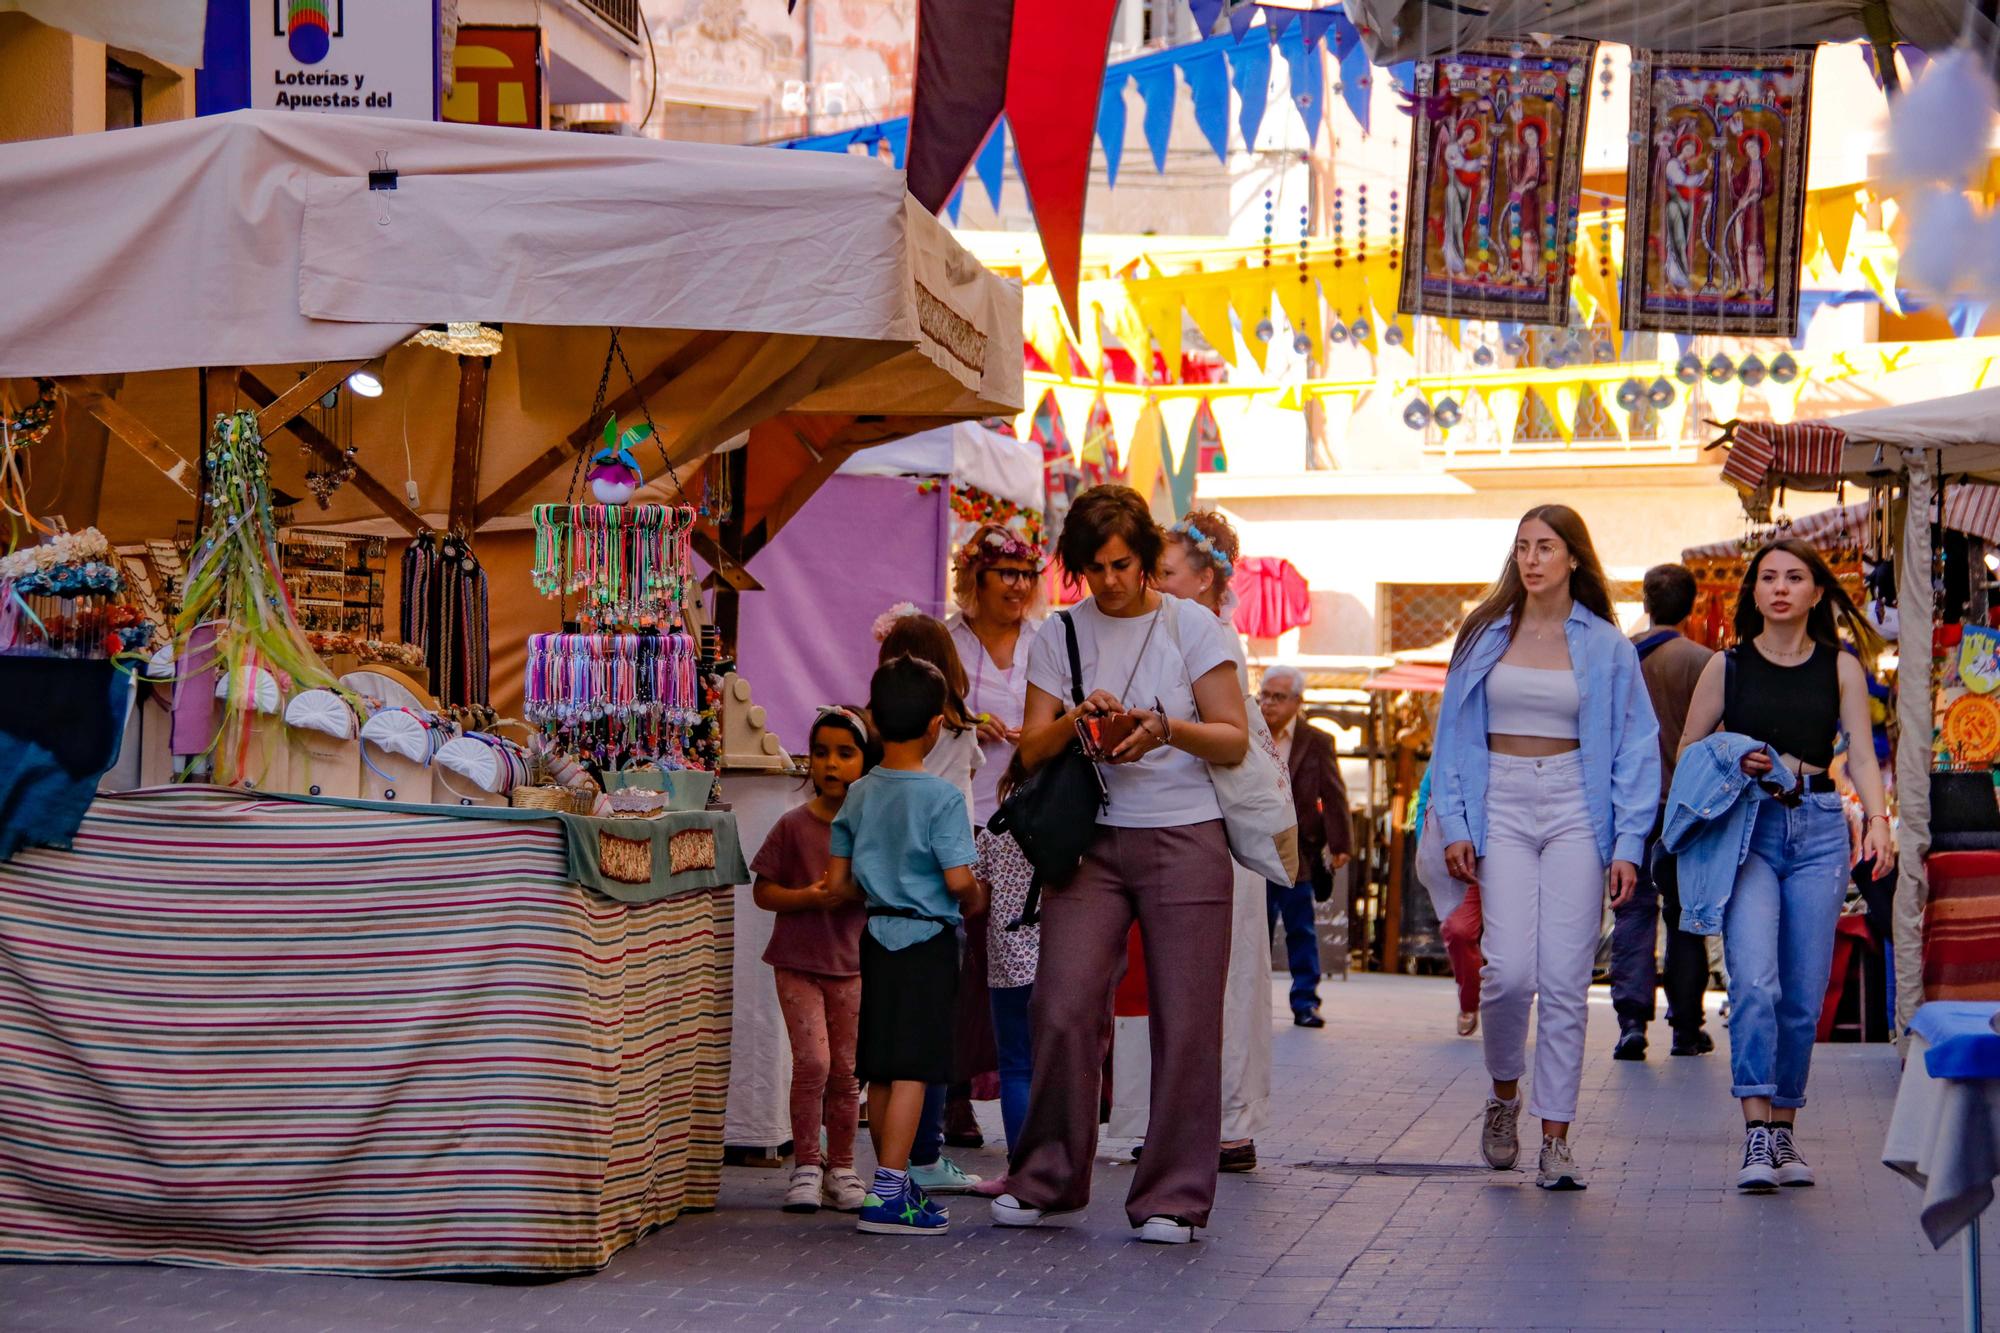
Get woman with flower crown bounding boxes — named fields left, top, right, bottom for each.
left=947, top=523, right=1048, bottom=828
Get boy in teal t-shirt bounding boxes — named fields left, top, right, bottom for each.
left=827, top=655, right=984, bottom=1235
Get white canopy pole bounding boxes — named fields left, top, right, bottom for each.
left=1895, top=457, right=1935, bottom=1038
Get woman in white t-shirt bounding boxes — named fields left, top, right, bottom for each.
left=991, top=486, right=1249, bottom=1248
left=1154, top=509, right=1271, bottom=1176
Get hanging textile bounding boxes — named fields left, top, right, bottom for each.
left=1232, top=556, right=1313, bottom=639
left=1397, top=38, right=1597, bottom=325
left=1620, top=48, right=1815, bottom=337
left=400, top=531, right=489, bottom=708
left=524, top=632, right=701, bottom=769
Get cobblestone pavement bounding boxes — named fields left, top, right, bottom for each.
left=2, top=974, right=1983, bottom=1331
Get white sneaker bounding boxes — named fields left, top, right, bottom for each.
left=1535, top=1134, right=1585, bottom=1191
left=783, top=1165, right=823, bottom=1214
left=990, top=1193, right=1081, bottom=1228
left=1770, top=1126, right=1815, bottom=1187
left=1137, top=1215, right=1194, bottom=1245
left=1481, top=1096, right=1521, bottom=1171
left=822, top=1167, right=868, bottom=1212
left=1736, top=1126, right=1779, bottom=1192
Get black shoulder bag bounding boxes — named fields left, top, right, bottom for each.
left=987, top=610, right=1106, bottom=928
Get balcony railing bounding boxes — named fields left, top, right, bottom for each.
left=577, top=0, right=640, bottom=44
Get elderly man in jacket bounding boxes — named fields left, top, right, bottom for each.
left=1259, top=665, right=1351, bottom=1028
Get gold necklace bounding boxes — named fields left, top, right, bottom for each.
left=1758, top=634, right=1813, bottom=663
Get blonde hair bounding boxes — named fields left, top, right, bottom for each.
left=951, top=522, right=1048, bottom=615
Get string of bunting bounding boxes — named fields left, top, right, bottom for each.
left=786, top=25, right=1400, bottom=223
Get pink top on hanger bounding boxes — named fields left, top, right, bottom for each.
left=1232, top=557, right=1312, bottom=640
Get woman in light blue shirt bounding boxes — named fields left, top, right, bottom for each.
left=1431, top=505, right=1659, bottom=1191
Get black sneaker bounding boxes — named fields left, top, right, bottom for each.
left=1613, top=1028, right=1648, bottom=1061
left=1219, top=1142, right=1257, bottom=1173
left=1671, top=1029, right=1715, bottom=1056
left=1294, top=1011, right=1327, bottom=1029
left=1771, top=1125, right=1815, bottom=1187
left=1737, top=1126, right=1778, bottom=1192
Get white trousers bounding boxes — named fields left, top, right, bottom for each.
left=1109, top=861, right=1272, bottom=1143
left=1475, top=751, right=1603, bottom=1125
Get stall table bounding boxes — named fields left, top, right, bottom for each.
left=1883, top=1001, right=2000, bottom=1332
left=0, top=786, right=745, bottom=1275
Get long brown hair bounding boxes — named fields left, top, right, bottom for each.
left=1451, top=504, right=1614, bottom=665
left=1734, top=537, right=1883, bottom=663
left=878, top=613, right=974, bottom=733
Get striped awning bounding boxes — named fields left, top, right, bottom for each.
left=1364, top=663, right=1449, bottom=694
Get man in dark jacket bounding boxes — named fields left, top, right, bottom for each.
left=1260, top=665, right=1352, bottom=1028
left=1610, top=564, right=1716, bottom=1060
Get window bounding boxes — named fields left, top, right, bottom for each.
left=1142, top=0, right=1181, bottom=46
left=105, top=57, right=143, bottom=130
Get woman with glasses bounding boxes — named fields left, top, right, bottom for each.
left=1431, top=505, right=1658, bottom=1191
left=948, top=523, right=1046, bottom=829
left=1675, top=538, right=1889, bottom=1192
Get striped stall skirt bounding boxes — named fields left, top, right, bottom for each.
left=0, top=788, right=732, bottom=1274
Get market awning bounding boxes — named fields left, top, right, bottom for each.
left=1364, top=663, right=1449, bottom=694
left=1347, top=0, right=1969, bottom=65
left=1710, top=390, right=2000, bottom=503
left=0, top=111, right=1022, bottom=545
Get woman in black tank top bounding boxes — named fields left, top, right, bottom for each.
left=1678, top=538, right=1890, bottom=1194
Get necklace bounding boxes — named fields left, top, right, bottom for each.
left=1757, top=634, right=1814, bottom=664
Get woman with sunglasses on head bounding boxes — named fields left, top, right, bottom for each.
left=1675, top=539, right=1889, bottom=1192
left=1431, top=505, right=1658, bottom=1191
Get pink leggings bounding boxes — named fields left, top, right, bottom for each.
left=1440, top=883, right=1484, bottom=1015
left=773, top=968, right=861, bottom=1169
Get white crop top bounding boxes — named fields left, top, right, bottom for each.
left=1485, top=663, right=1581, bottom=739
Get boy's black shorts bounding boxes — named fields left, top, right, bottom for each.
left=855, top=928, right=958, bottom=1085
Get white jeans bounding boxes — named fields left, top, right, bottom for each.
left=1476, top=751, right=1603, bottom=1124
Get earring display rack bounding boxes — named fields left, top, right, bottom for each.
left=281, top=529, right=386, bottom=638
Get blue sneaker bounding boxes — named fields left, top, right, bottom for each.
left=857, top=1184, right=950, bottom=1235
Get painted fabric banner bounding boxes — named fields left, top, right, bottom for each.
left=1621, top=49, right=1815, bottom=337
left=1398, top=39, right=1597, bottom=325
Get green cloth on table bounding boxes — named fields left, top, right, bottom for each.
left=558, top=809, right=749, bottom=903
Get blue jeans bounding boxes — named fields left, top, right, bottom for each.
left=1266, top=880, right=1321, bottom=1017
left=990, top=984, right=1034, bottom=1150
left=911, top=1084, right=945, bottom=1167
left=1722, top=795, right=1849, bottom=1108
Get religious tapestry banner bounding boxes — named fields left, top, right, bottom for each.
left=1398, top=38, right=1597, bottom=326
left=1621, top=49, right=1815, bottom=337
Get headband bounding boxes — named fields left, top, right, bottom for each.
left=958, top=525, right=1042, bottom=571
left=813, top=705, right=869, bottom=738
left=871, top=601, right=924, bottom=642
left=1170, top=519, right=1235, bottom=580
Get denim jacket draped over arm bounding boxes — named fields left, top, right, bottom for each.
left=1660, top=732, right=1796, bottom=935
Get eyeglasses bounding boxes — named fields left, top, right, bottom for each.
left=985, top=567, right=1042, bottom=587
left=1257, top=690, right=1299, bottom=704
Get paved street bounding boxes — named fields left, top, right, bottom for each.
left=1, top=973, right=1979, bottom=1331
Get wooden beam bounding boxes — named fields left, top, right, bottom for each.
left=447, top=354, right=490, bottom=537
left=710, top=445, right=752, bottom=659
left=50, top=377, right=196, bottom=496
left=237, top=371, right=426, bottom=539
left=255, top=360, right=367, bottom=439
left=473, top=330, right=733, bottom=528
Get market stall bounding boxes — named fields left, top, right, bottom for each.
left=0, top=109, right=1021, bottom=1272
left=1708, top=389, right=2000, bottom=1035
left=717, top=418, right=1046, bottom=1152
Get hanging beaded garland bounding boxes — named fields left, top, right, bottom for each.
left=530, top=503, right=696, bottom=628
left=524, top=630, right=702, bottom=767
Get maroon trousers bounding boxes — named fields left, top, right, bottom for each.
left=1007, top=820, right=1233, bottom=1227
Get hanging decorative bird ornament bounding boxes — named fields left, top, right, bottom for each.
left=587, top=416, right=650, bottom=505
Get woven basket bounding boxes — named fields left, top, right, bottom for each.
left=511, top=785, right=572, bottom=812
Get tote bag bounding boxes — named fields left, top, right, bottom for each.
left=1163, top=598, right=1296, bottom=884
